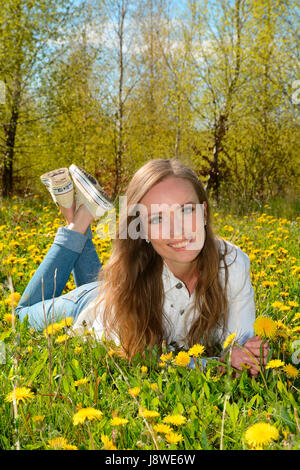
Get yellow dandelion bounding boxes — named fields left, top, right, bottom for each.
left=154, top=423, right=173, bottom=434
left=73, top=407, right=103, bottom=426
left=283, top=364, right=299, bottom=379
left=174, top=351, right=191, bottom=367
left=32, top=415, right=45, bottom=423
left=4, top=292, right=21, bottom=308
left=188, top=344, right=205, bottom=357
left=74, top=346, right=82, bottom=354
left=272, top=301, right=284, bottom=309
left=253, top=316, right=277, bottom=339
left=159, top=352, right=173, bottom=363
left=5, top=387, right=34, bottom=405
left=222, top=332, right=237, bottom=350
left=150, top=383, right=159, bottom=392
left=138, top=408, right=160, bottom=419
left=266, top=359, right=285, bottom=369
left=58, top=317, right=73, bottom=328
left=141, top=366, right=148, bottom=373
left=74, top=378, right=89, bottom=386
left=165, top=432, right=183, bottom=444
left=163, top=414, right=187, bottom=426
left=110, top=417, right=129, bottom=426
left=128, top=387, right=140, bottom=397
left=288, top=301, right=299, bottom=308
left=55, top=334, right=69, bottom=344
left=101, top=434, right=117, bottom=450
left=3, top=313, right=15, bottom=324
left=48, top=437, right=77, bottom=450
left=245, top=422, right=279, bottom=449
left=43, top=323, right=63, bottom=337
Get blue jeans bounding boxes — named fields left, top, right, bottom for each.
left=16, top=226, right=102, bottom=330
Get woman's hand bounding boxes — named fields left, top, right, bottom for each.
left=219, top=336, right=270, bottom=378
left=243, top=336, right=269, bottom=366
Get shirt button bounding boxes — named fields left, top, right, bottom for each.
left=175, top=282, right=183, bottom=289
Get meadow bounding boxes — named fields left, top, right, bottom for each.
left=0, top=196, right=299, bottom=450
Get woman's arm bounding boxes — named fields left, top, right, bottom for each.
left=218, top=249, right=269, bottom=377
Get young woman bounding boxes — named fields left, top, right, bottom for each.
left=16, top=159, right=269, bottom=376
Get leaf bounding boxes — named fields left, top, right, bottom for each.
left=62, top=376, right=70, bottom=394
left=29, top=349, right=48, bottom=383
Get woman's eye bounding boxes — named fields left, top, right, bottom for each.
left=150, top=215, right=162, bottom=224
left=182, top=205, right=194, bottom=214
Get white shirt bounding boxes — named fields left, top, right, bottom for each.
left=73, top=238, right=255, bottom=352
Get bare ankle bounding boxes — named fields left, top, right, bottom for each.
left=67, top=204, right=94, bottom=234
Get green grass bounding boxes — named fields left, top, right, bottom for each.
left=0, top=196, right=299, bottom=450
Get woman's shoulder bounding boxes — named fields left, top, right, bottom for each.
left=216, top=238, right=251, bottom=298
left=216, top=237, right=250, bottom=270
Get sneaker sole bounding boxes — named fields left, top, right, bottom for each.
left=69, top=165, right=113, bottom=211
left=41, top=169, right=73, bottom=194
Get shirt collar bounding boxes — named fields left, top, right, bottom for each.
left=162, top=261, right=186, bottom=293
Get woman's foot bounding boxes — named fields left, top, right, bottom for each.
left=40, top=168, right=74, bottom=209
left=69, top=164, right=114, bottom=219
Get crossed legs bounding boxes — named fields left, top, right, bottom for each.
left=15, top=174, right=107, bottom=330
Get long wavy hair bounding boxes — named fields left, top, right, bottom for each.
left=95, top=159, right=235, bottom=360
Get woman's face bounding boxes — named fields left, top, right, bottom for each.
left=139, top=177, right=207, bottom=268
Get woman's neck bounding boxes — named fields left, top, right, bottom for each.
left=164, top=259, right=198, bottom=295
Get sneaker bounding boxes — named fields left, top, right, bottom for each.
left=69, top=164, right=114, bottom=219
left=40, top=168, right=74, bottom=208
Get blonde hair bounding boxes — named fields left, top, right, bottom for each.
left=96, top=159, right=234, bottom=360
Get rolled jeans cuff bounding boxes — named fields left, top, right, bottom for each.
left=54, top=227, right=89, bottom=254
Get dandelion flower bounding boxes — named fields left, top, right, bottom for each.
left=141, top=366, right=148, bottom=373
left=266, top=359, right=285, bottom=369
left=222, top=332, right=237, bottom=350
left=253, top=316, right=277, bottom=339
left=73, top=407, right=103, bottom=426
left=55, top=334, right=69, bottom=344
left=110, top=417, right=129, bottom=426
left=163, top=414, right=187, bottom=426
left=160, top=351, right=173, bottom=362
left=101, top=434, right=117, bottom=450
left=174, top=351, right=191, bottom=367
left=283, top=364, right=299, bottom=379
left=245, top=422, right=279, bottom=449
left=5, top=387, right=34, bottom=405
left=138, top=408, right=160, bottom=419
left=4, top=292, right=21, bottom=308
left=74, top=347, right=82, bottom=354
left=154, top=423, right=173, bottom=434
left=43, top=323, right=63, bottom=337
left=165, top=432, right=183, bottom=444
left=48, top=437, right=77, bottom=450
left=3, top=313, right=15, bottom=324
left=188, top=344, right=205, bottom=357
left=58, top=317, right=73, bottom=328
left=128, top=387, right=140, bottom=397
left=74, top=378, right=89, bottom=387
left=150, top=383, right=159, bottom=392
left=32, top=415, right=45, bottom=423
